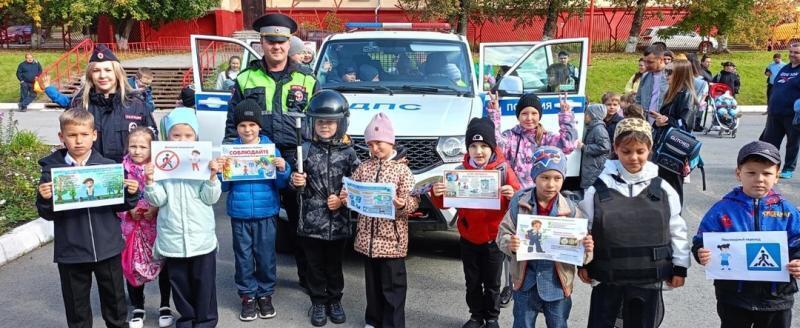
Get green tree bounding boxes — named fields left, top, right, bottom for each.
left=491, top=0, right=588, bottom=40
left=729, top=0, right=795, bottom=49
left=667, top=0, right=757, bottom=53
left=608, top=0, right=671, bottom=53
left=396, top=0, right=482, bottom=35
left=105, top=177, right=123, bottom=196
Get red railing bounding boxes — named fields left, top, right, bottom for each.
left=39, top=38, right=94, bottom=90
left=180, top=40, right=217, bottom=87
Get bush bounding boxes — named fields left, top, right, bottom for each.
left=0, top=111, right=52, bottom=234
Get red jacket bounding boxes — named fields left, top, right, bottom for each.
left=431, top=149, right=521, bottom=244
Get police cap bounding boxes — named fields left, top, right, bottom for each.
left=253, top=13, right=298, bottom=42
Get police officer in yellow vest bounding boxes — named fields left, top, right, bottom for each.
left=225, top=13, right=317, bottom=293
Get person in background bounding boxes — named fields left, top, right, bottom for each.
left=128, top=68, right=155, bottom=113
left=289, top=36, right=308, bottom=69
left=301, top=44, right=315, bottom=68
left=635, top=46, right=668, bottom=121
left=557, top=51, right=579, bottom=81
left=760, top=43, right=800, bottom=180
left=687, top=53, right=710, bottom=132
left=700, top=54, right=713, bottom=83
left=215, top=56, right=242, bottom=91
left=17, top=52, right=42, bottom=112
left=624, top=58, right=646, bottom=95
left=766, top=53, right=786, bottom=102
left=663, top=50, right=674, bottom=68
left=713, top=61, right=741, bottom=98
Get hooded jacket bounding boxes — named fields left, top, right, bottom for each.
left=295, top=138, right=360, bottom=241
left=352, top=150, right=419, bottom=258
left=579, top=160, right=691, bottom=279
left=496, top=189, right=592, bottom=296
left=604, top=113, right=623, bottom=148
left=581, top=105, right=611, bottom=189
left=692, top=187, right=800, bottom=311
left=430, top=149, right=521, bottom=245
left=713, top=70, right=741, bottom=96
left=222, top=135, right=291, bottom=220
left=487, top=106, right=577, bottom=189
left=36, top=149, right=139, bottom=264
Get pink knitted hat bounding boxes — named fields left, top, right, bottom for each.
left=364, top=112, right=395, bottom=144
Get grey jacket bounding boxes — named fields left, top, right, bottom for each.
left=635, top=71, right=668, bottom=112
left=580, top=120, right=611, bottom=189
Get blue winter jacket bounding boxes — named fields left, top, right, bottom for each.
left=692, top=187, right=800, bottom=311
left=222, top=135, right=291, bottom=220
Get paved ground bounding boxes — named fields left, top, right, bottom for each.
left=0, top=112, right=798, bottom=327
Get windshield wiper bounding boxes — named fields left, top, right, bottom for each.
left=400, top=84, right=465, bottom=96
left=330, top=85, right=393, bottom=96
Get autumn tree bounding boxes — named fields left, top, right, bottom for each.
left=490, top=0, right=588, bottom=40
left=728, top=0, right=795, bottom=49
left=667, top=0, right=757, bottom=53
left=608, top=0, right=671, bottom=53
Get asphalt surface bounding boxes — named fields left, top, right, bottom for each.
left=0, top=112, right=798, bottom=327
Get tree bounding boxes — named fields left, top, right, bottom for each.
left=396, top=0, right=478, bottom=35
left=608, top=0, right=669, bottom=53
left=105, top=177, right=123, bottom=196
left=667, top=0, right=757, bottom=53
left=729, top=0, right=794, bottom=49
left=491, top=0, right=587, bottom=40
left=0, top=0, right=45, bottom=48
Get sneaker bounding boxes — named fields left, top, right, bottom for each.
left=129, top=309, right=146, bottom=328
left=780, top=170, right=794, bottom=179
left=484, top=319, right=500, bottom=328
left=462, top=318, right=484, bottom=328
left=499, top=286, right=512, bottom=307
left=240, top=297, right=258, bottom=321
left=309, top=304, right=327, bottom=327
left=158, top=307, right=174, bottom=327
left=257, top=296, right=276, bottom=319
left=327, top=301, right=346, bottom=324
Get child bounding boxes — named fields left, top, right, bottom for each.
left=692, top=141, right=800, bottom=328
left=620, top=92, right=636, bottom=111
left=579, top=118, right=690, bottom=328
left=36, top=109, right=140, bottom=328
left=128, top=68, right=155, bottom=113
left=714, top=90, right=739, bottom=127
left=487, top=92, right=577, bottom=188
left=496, top=146, right=594, bottom=328
left=144, top=107, right=222, bottom=327
left=291, top=90, right=360, bottom=327
left=341, top=112, right=418, bottom=328
left=220, top=99, right=290, bottom=321
left=623, top=103, right=646, bottom=121
left=119, top=127, right=174, bottom=328
left=429, top=117, right=521, bottom=328
left=579, top=104, right=611, bottom=189
left=601, top=92, right=623, bottom=146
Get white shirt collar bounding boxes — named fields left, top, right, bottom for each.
left=65, top=150, right=92, bottom=166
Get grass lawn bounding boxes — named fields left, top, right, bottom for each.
left=587, top=51, right=776, bottom=105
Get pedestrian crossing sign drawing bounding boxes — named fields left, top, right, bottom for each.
left=746, top=243, right=781, bottom=271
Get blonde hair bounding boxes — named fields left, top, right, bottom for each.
left=664, top=59, right=696, bottom=106
left=128, top=126, right=154, bottom=143
left=135, top=67, right=153, bottom=80
left=59, top=109, right=95, bottom=130
left=80, top=61, right=132, bottom=110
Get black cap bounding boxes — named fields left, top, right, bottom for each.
left=515, top=93, right=543, bottom=117
left=737, top=141, right=781, bottom=165
left=253, top=13, right=298, bottom=42
left=89, top=45, right=119, bottom=63
left=234, top=99, right=263, bottom=128
left=465, top=117, right=497, bottom=151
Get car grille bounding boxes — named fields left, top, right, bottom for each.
left=351, top=137, right=443, bottom=174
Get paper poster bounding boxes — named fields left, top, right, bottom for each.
left=515, top=215, right=589, bottom=266
left=343, top=177, right=396, bottom=220
left=152, top=141, right=212, bottom=181
left=221, top=144, right=277, bottom=181
left=443, top=170, right=501, bottom=210
left=412, top=176, right=442, bottom=196
left=51, top=164, right=125, bottom=212
left=703, top=231, right=790, bottom=282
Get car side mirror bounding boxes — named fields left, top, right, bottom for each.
left=497, top=75, right=523, bottom=97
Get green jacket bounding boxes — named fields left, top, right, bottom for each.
left=145, top=179, right=222, bottom=258
left=226, top=60, right=317, bottom=149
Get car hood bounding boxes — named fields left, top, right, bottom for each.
left=342, top=93, right=477, bottom=137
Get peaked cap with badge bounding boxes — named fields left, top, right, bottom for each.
left=253, top=13, right=298, bottom=42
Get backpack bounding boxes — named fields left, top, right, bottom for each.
left=653, top=127, right=706, bottom=190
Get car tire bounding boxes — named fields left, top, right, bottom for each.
left=699, top=41, right=712, bottom=54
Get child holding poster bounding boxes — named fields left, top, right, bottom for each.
left=341, top=112, right=418, bottom=328
left=692, top=141, right=800, bottom=327
left=430, top=117, right=520, bottom=328
left=119, top=127, right=174, bottom=328
left=144, top=107, right=222, bottom=327
left=221, top=99, right=290, bottom=321
left=496, top=146, right=593, bottom=328
left=578, top=118, right=690, bottom=328
left=36, top=109, right=140, bottom=328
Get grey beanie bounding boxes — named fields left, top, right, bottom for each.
left=289, top=36, right=305, bottom=56
left=586, top=103, right=607, bottom=122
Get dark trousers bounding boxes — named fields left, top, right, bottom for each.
left=231, top=217, right=277, bottom=298
left=127, top=265, right=171, bottom=309
left=57, top=254, right=128, bottom=328
left=167, top=250, right=218, bottom=328
left=767, top=84, right=773, bottom=101
left=281, top=186, right=308, bottom=287
left=588, top=283, right=663, bottom=328
left=302, top=237, right=346, bottom=305
left=716, top=302, right=792, bottom=328
left=760, top=114, right=800, bottom=172
left=19, top=81, right=35, bottom=109
left=658, top=166, right=683, bottom=205
left=460, top=238, right=504, bottom=321
left=364, top=257, right=407, bottom=328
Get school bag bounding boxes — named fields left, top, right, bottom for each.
left=653, top=127, right=706, bottom=190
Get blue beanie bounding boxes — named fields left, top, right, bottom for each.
left=531, top=146, right=567, bottom=180
left=164, top=107, right=199, bottom=140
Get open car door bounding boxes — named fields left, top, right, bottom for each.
left=190, top=35, right=261, bottom=149
left=479, top=38, right=589, bottom=179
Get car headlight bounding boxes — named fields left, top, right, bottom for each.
left=437, top=136, right=465, bottom=163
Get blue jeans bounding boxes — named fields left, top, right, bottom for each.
left=512, top=286, right=571, bottom=328
left=231, top=217, right=277, bottom=298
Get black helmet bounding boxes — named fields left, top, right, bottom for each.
left=305, top=90, right=350, bottom=141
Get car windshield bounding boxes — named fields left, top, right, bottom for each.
left=315, top=39, right=474, bottom=95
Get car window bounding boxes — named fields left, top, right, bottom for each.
left=506, top=41, right=583, bottom=94
left=481, top=45, right=534, bottom=92
left=641, top=28, right=653, bottom=37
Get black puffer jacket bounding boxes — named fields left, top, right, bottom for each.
left=36, top=149, right=139, bottom=264
left=295, top=138, right=360, bottom=240
left=71, top=89, right=158, bottom=163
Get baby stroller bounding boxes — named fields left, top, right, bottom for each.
left=703, top=83, right=740, bottom=138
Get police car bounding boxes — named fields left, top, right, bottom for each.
left=190, top=23, right=589, bottom=231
